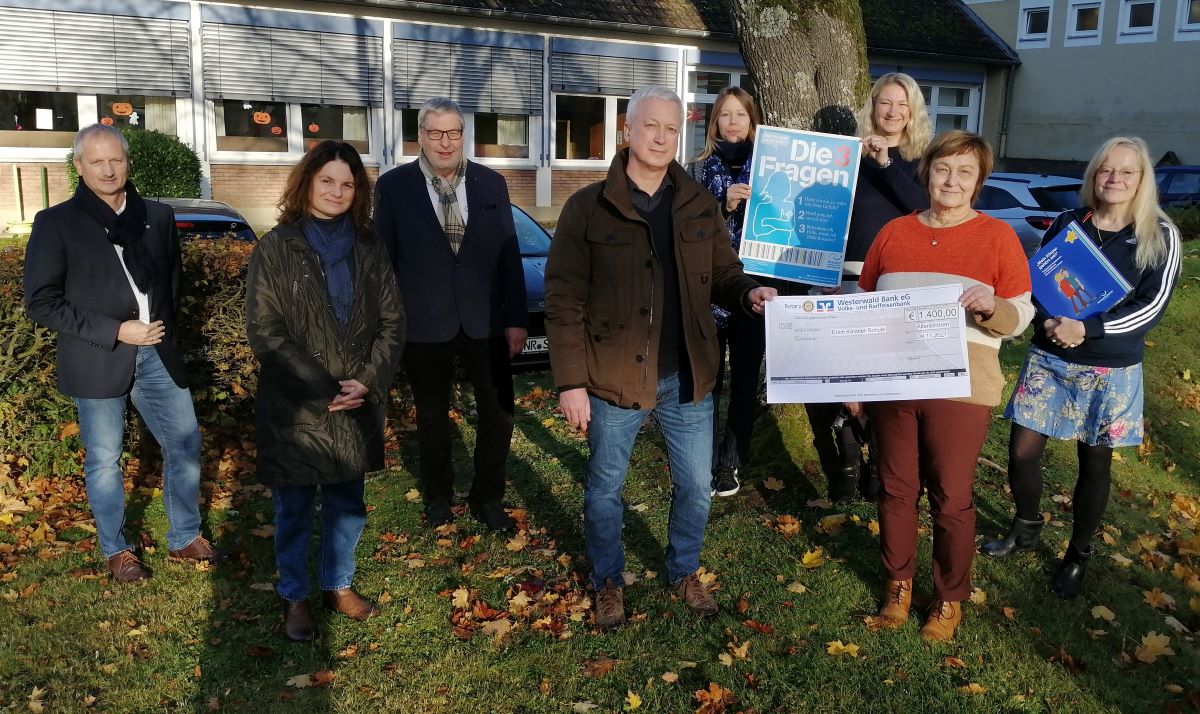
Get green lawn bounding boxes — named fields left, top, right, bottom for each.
left=1, top=247, right=1198, bottom=713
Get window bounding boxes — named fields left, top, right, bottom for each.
left=0, top=91, right=79, bottom=148
left=400, top=109, right=420, bottom=156
left=473, top=113, right=529, bottom=159
left=301, top=104, right=369, bottom=153
left=1018, top=1, right=1053, bottom=47
left=555, top=95, right=605, bottom=160
left=1065, top=1, right=1104, bottom=45
left=1118, top=0, right=1159, bottom=42
left=1175, top=0, right=1200, bottom=39
left=976, top=186, right=1022, bottom=210
left=215, top=100, right=288, bottom=153
left=682, top=68, right=755, bottom=161
left=97, top=95, right=177, bottom=135
left=916, top=83, right=981, bottom=135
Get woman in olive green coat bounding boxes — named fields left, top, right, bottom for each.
left=245, top=140, right=404, bottom=641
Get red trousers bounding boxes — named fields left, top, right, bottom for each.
left=866, top=399, right=991, bottom=602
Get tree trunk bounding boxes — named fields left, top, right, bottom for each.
left=726, top=0, right=869, bottom=135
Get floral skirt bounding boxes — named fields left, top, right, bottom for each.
left=1003, top=346, right=1143, bottom=447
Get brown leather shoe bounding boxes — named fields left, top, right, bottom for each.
left=673, top=573, right=719, bottom=617
left=107, top=550, right=149, bottom=582
left=281, top=599, right=315, bottom=642
left=878, top=578, right=913, bottom=627
left=595, top=578, right=626, bottom=629
left=920, top=600, right=963, bottom=641
left=168, top=536, right=226, bottom=563
left=323, top=588, right=380, bottom=621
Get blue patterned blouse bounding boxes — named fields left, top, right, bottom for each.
left=689, top=147, right=752, bottom=329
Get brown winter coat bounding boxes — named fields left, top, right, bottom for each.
left=544, top=149, right=760, bottom=409
left=245, top=223, right=404, bottom=486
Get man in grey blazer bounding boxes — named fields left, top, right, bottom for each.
left=375, top=97, right=527, bottom=532
left=23, top=124, right=219, bottom=582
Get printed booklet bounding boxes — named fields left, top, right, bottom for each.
left=1029, top=220, right=1132, bottom=319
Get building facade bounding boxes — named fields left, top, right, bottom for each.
left=966, top=0, right=1200, bottom=172
left=0, top=0, right=1016, bottom=229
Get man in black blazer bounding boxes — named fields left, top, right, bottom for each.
left=23, top=124, right=219, bottom=582
left=376, top=97, right=527, bottom=532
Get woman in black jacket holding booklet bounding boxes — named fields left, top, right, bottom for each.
left=982, top=136, right=1181, bottom=598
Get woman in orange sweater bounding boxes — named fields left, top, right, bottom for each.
left=855, top=131, right=1034, bottom=641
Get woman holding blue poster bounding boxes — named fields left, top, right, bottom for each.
left=984, top=137, right=1182, bottom=599
left=808, top=72, right=932, bottom=503
left=688, top=86, right=762, bottom=498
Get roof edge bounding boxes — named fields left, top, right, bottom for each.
left=954, top=0, right=1021, bottom=65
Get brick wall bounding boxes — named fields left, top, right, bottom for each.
left=0, top=163, right=71, bottom=224
left=551, top=170, right=606, bottom=206
left=210, top=164, right=381, bottom=230
left=494, top=168, right=536, bottom=207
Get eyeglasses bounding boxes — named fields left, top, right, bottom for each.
left=1097, top=167, right=1141, bottom=182
left=422, top=128, right=463, bottom=141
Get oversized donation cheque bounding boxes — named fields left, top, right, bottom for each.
left=1028, top=220, right=1132, bottom=320
left=764, top=284, right=971, bottom=403
left=739, top=126, right=862, bottom=288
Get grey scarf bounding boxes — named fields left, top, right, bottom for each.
left=417, top=152, right=467, bottom=254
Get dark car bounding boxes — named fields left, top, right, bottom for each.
left=1155, top=166, right=1200, bottom=208
left=158, top=198, right=256, bottom=242
left=976, top=173, right=1083, bottom=256
left=511, top=204, right=550, bottom=367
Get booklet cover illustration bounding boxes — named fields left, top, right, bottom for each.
left=1029, top=220, right=1132, bottom=319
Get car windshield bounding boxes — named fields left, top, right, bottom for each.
left=1030, top=185, right=1082, bottom=211
left=512, top=208, right=551, bottom=257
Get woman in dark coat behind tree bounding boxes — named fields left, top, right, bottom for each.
left=245, top=140, right=404, bottom=642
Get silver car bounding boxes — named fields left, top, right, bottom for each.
left=977, top=173, right=1082, bottom=256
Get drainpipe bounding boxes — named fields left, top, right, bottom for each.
left=998, top=65, right=1015, bottom=169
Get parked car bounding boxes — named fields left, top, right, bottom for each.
left=976, top=173, right=1082, bottom=256
left=159, top=198, right=256, bottom=242
left=1155, top=165, right=1200, bottom=208
left=511, top=205, right=550, bottom=368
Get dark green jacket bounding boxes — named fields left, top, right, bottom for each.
left=245, top=223, right=404, bottom=486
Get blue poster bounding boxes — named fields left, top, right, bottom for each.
left=1029, top=220, right=1133, bottom=319
left=739, top=126, right=861, bottom=287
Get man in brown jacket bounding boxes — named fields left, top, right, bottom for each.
left=544, top=86, right=776, bottom=629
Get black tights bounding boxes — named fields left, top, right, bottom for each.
left=1008, top=423, right=1113, bottom=552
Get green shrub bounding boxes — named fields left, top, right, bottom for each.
left=0, top=240, right=256, bottom=482
left=67, top=129, right=201, bottom=198
left=1166, top=205, right=1200, bottom=241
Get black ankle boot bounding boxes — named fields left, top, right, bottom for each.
left=828, top=463, right=860, bottom=503
left=981, top=516, right=1044, bottom=558
left=1051, top=543, right=1092, bottom=599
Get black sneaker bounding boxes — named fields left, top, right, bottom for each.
left=710, top=466, right=740, bottom=497
left=425, top=499, right=455, bottom=528
left=471, top=501, right=516, bottom=532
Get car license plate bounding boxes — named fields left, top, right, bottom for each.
left=522, top=336, right=549, bottom=354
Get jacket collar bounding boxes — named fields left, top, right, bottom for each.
left=601, top=148, right=701, bottom=222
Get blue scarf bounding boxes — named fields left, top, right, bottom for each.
left=300, top=215, right=356, bottom=328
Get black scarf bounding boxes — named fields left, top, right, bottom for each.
left=715, top=139, right=753, bottom=173
left=74, top=180, right=158, bottom=293
left=300, top=215, right=357, bottom=328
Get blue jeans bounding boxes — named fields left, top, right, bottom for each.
left=273, top=479, right=367, bottom=602
left=75, top=346, right=202, bottom=559
left=584, top=373, right=714, bottom=589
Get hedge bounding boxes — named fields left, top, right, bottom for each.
left=0, top=239, right=257, bottom=482
left=66, top=129, right=202, bottom=199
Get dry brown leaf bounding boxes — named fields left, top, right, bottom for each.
left=581, top=656, right=618, bottom=678
left=943, top=656, right=967, bottom=669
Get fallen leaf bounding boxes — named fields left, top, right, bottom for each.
left=661, top=671, right=679, bottom=683
left=541, top=417, right=556, bottom=427
left=717, top=653, right=733, bottom=666
left=826, top=640, right=859, bottom=657
left=505, top=533, right=528, bottom=551
left=817, top=514, right=848, bottom=535
left=801, top=548, right=826, bottom=569
left=786, top=581, right=808, bottom=594
left=806, top=498, right=833, bottom=509
left=1102, top=532, right=1118, bottom=546
left=763, top=477, right=785, bottom=491
left=1134, top=632, right=1175, bottom=663
left=403, top=489, right=421, bottom=503
left=1091, top=605, right=1117, bottom=622
left=943, top=656, right=967, bottom=669
left=728, top=640, right=751, bottom=659
left=481, top=618, right=513, bottom=640
left=1111, top=553, right=1134, bottom=567
left=571, top=703, right=599, bottom=713
left=245, top=644, right=274, bottom=657
left=628, top=503, right=649, bottom=513
left=1001, top=607, right=1018, bottom=620
left=285, top=674, right=313, bottom=688
left=624, top=690, right=642, bottom=710
left=694, top=682, right=735, bottom=711
left=581, top=656, right=618, bottom=678
left=1165, top=684, right=1184, bottom=694
left=1143, top=588, right=1177, bottom=611
left=249, top=525, right=275, bottom=538
left=968, top=588, right=987, bottom=606
left=865, top=519, right=880, bottom=536
left=774, top=515, right=802, bottom=537
left=310, top=670, right=336, bottom=687
left=452, top=587, right=471, bottom=610
left=1163, top=616, right=1190, bottom=634
left=957, top=683, right=987, bottom=695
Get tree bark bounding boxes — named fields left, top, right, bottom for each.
left=726, top=0, right=869, bottom=135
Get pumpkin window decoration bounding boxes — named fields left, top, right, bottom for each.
left=111, top=102, right=134, bottom=117
left=270, top=125, right=283, bottom=136
left=307, top=122, right=320, bottom=134
left=252, top=111, right=272, bottom=125
left=100, top=117, right=114, bottom=126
